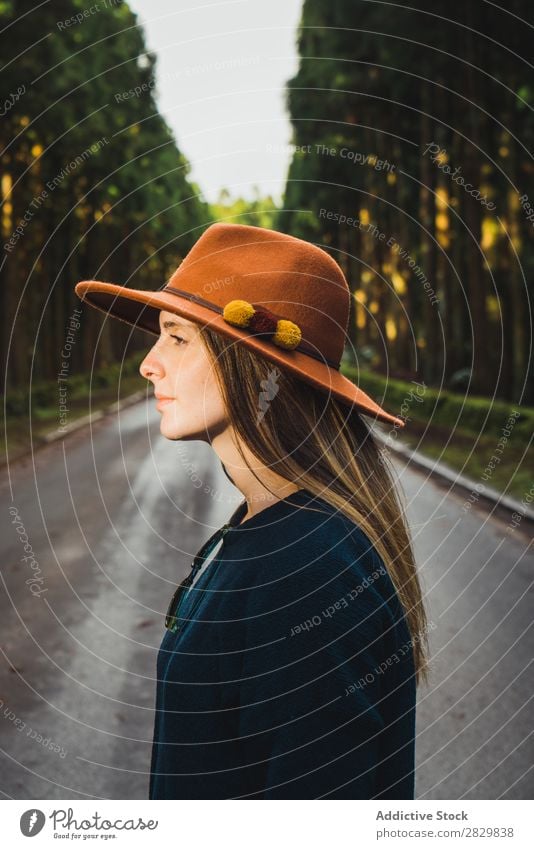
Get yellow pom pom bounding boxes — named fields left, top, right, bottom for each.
left=222, top=299, right=255, bottom=327
left=273, top=319, right=302, bottom=350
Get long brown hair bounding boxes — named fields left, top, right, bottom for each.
left=200, top=327, right=431, bottom=687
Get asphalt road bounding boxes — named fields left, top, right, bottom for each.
left=0, top=401, right=532, bottom=799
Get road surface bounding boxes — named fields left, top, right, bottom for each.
left=0, top=401, right=532, bottom=799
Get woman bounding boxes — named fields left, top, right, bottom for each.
left=75, top=222, right=430, bottom=799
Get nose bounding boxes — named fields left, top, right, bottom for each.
left=139, top=345, right=163, bottom=381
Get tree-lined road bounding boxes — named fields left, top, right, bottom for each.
left=0, top=401, right=532, bottom=799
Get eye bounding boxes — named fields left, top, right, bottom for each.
left=170, top=334, right=186, bottom=346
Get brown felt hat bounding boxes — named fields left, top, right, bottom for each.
left=74, top=222, right=404, bottom=428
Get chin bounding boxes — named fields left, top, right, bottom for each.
left=160, top=424, right=181, bottom=440
left=160, top=417, right=185, bottom=440
left=159, top=415, right=200, bottom=442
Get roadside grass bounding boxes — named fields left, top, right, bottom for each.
left=381, top=418, right=533, bottom=502
left=3, top=355, right=146, bottom=466
left=3, top=360, right=532, bottom=505
left=343, top=365, right=533, bottom=504
left=3, top=376, right=145, bottom=465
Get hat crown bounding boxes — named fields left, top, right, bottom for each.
left=167, top=223, right=350, bottom=367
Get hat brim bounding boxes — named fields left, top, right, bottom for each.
left=74, top=280, right=405, bottom=428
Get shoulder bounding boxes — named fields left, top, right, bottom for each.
left=260, top=492, right=388, bottom=585
left=225, top=492, right=392, bottom=628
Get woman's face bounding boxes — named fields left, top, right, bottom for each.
left=139, top=310, right=229, bottom=442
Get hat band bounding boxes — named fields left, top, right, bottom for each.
left=162, top=284, right=341, bottom=369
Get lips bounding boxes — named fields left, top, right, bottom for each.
left=155, top=393, right=175, bottom=411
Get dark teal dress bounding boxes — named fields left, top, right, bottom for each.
left=149, top=488, right=416, bottom=799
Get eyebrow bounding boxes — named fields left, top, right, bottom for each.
left=161, top=319, right=195, bottom=330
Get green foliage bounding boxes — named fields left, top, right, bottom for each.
left=211, top=186, right=278, bottom=230
left=4, top=352, right=144, bottom=417
left=343, top=365, right=534, bottom=440
left=280, top=0, right=534, bottom=406
left=0, top=0, right=211, bottom=390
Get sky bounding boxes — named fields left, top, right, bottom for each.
left=127, top=0, right=304, bottom=204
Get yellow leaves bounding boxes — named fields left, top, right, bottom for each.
left=435, top=186, right=449, bottom=209
left=486, top=294, right=501, bottom=320
left=1, top=173, right=12, bottom=199
left=387, top=172, right=397, bottom=185
left=391, top=271, right=407, bottom=295
left=435, top=189, right=450, bottom=248
left=435, top=187, right=450, bottom=246
left=369, top=300, right=379, bottom=314
left=508, top=190, right=520, bottom=211
left=356, top=303, right=367, bottom=329
left=360, top=208, right=370, bottom=226
left=479, top=183, right=494, bottom=202
left=1, top=173, right=13, bottom=236
left=361, top=269, right=373, bottom=283
left=354, top=288, right=367, bottom=303
left=94, top=203, right=113, bottom=221
left=480, top=216, right=499, bottom=250
left=435, top=212, right=449, bottom=231
left=385, top=318, right=397, bottom=340
left=1, top=204, right=12, bottom=236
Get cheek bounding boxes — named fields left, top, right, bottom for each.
left=170, top=352, right=225, bottom=417
left=195, top=367, right=226, bottom=422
